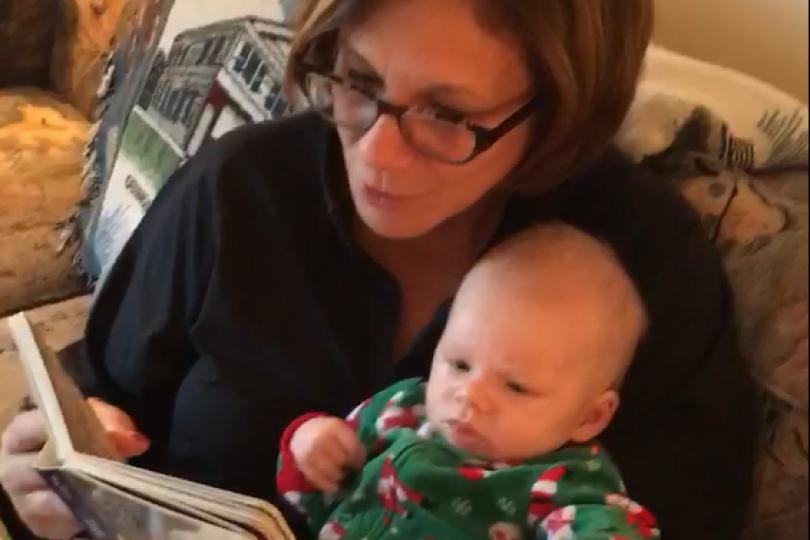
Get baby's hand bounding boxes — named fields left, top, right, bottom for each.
left=290, top=417, right=366, bottom=494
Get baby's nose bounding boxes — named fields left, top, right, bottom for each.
left=459, top=379, right=494, bottom=414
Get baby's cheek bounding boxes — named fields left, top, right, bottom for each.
left=423, top=379, right=440, bottom=419
left=504, top=413, right=552, bottom=455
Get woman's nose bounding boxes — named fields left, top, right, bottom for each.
left=356, top=114, right=414, bottom=171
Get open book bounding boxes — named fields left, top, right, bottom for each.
left=7, top=312, right=295, bottom=540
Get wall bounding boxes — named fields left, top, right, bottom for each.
left=653, top=0, right=808, bottom=103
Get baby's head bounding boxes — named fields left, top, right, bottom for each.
left=425, top=223, right=647, bottom=462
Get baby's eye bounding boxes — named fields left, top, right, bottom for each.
left=449, top=359, right=471, bottom=373
left=506, top=381, right=529, bottom=395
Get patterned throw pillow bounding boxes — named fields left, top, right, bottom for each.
left=679, top=168, right=808, bottom=540
left=635, top=102, right=808, bottom=540
left=620, top=45, right=808, bottom=540
left=618, top=45, right=808, bottom=172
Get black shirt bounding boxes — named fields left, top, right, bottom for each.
left=82, top=112, right=756, bottom=539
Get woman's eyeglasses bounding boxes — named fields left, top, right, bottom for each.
left=302, top=69, right=536, bottom=165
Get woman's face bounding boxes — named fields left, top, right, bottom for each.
left=336, top=0, right=533, bottom=239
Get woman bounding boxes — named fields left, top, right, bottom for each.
left=0, top=0, right=756, bottom=538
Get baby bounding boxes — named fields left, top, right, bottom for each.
left=277, top=223, right=660, bottom=540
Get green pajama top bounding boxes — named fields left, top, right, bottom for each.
left=277, top=378, right=660, bottom=540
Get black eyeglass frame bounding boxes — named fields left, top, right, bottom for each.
left=302, top=67, right=538, bottom=164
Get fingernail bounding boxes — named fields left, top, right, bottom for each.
left=127, top=431, right=150, bottom=446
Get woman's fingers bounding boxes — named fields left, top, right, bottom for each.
left=18, top=489, right=84, bottom=539
left=86, top=398, right=150, bottom=458
left=106, top=429, right=151, bottom=459
left=0, top=453, right=83, bottom=540
left=86, top=398, right=136, bottom=432
left=0, top=403, right=146, bottom=539
left=0, top=414, right=83, bottom=539
left=0, top=452, right=48, bottom=495
left=0, top=409, right=48, bottom=455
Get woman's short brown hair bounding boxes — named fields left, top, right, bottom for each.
left=286, top=0, right=653, bottom=193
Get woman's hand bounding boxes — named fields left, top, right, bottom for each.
left=0, top=399, right=150, bottom=539
left=290, top=417, right=366, bottom=494
left=85, top=398, right=150, bottom=458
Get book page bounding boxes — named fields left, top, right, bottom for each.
left=75, top=456, right=295, bottom=540
left=41, top=468, right=254, bottom=540
left=8, top=313, right=117, bottom=464
left=100, top=458, right=285, bottom=515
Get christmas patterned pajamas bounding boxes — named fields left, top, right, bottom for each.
left=277, top=378, right=660, bottom=540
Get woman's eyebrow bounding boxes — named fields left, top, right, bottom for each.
left=421, top=83, right=489, bottom=105
left=342, top=44, right=485, bottom=102
left=341, top=45, right=379, bottom=75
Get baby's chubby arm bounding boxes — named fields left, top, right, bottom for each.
left=289, top=416, right=366, bottom=494
left=277, top=378, right=425, bottom=494
left=276, top=413, right=363, bottom=533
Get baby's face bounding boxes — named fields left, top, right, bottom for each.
left=425, top=269, right=623, bottom=462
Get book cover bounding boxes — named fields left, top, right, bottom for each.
left=81, top=0, right=301, bottom=280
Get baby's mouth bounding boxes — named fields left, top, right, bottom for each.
left=445, top=420, right=489, bottom=453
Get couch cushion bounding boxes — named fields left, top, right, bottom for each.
left=0, top=88, right=88, bottom=316
left=51, top=0, right=129, bottom=119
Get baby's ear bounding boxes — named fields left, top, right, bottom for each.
left=571, top=390, right=620, bottom=443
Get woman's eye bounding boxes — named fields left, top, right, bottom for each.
left=450, top=359, right=471, bottom=373
left=347, top=69, right=381, bottom=93
left=506, top=381, right=529, bottom=395
left=429, top=105, right=466, bottom=124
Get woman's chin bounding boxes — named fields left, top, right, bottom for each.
left=362, top=217, right=433, bottom=240
left=355, top=204, right=439, bottom=240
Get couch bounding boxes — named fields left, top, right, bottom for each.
left=0, top=0, right=132, bottom=318
left=0, top=1, right=807, bottom=539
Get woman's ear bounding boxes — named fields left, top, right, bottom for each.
left=571, top=389, right=620, bottom=443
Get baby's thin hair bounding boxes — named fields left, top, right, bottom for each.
left=479, top=221, right=649, bottom=388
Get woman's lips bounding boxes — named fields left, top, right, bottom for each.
left=361, top=184, right=415, bottom=210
